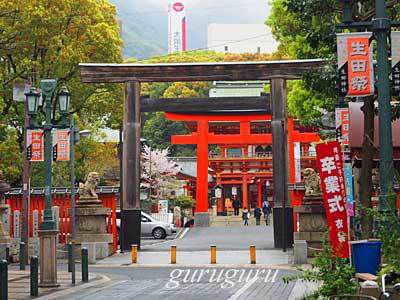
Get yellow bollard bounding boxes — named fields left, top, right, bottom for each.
left=171, top=245, right=177, bottom=264
left=131, top=244, right=138, bottom=264
left=210, top=245, right=217, bottom=264
left=250, top=245, right=256, bottom=264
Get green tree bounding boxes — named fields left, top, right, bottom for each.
left=267, top=0, right=400, bottom=238
left=140, top=51, right=285, bottom=156
left=0, top=0, right=123, bottom=185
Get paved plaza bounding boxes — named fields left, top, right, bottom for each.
left=5, top=223, right=315, bottom=300
left=141, top=225, right=275, bottom=252
left=55, top=266, right=318, bottom=300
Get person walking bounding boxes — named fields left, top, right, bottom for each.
left=242, top=207, right=250, bottom=226
left=262, top=200, right=271, bottom=226
left=254, top=206, right=262, bottom=226
left=233, top=196, right=240, bottom=216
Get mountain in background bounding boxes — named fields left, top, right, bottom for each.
left=110, top=0, right=270, bottom=59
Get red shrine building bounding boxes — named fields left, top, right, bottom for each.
left=166, top=112, right=321, bottom=227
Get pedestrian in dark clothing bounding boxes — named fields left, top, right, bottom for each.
left=262, top=200, right=271, bottom=225
left=242, top=208, right=249, bottom=226
left=233, top=197, right=240, bottom=216
left=254, top=207, right=262, bottom=226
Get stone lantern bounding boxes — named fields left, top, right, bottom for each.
left=0, top=171, right=11, bottom=259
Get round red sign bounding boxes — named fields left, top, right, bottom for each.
left=172, top=2, right=184, bottom=12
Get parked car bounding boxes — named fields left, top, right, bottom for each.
left=116, top=210, right=176, bottom=239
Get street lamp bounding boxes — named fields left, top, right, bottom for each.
left=26, top=79, right=71, bottom=287
left=57, top=86, right=70, bottom=115
left=25, top=88, right=40, bottom=116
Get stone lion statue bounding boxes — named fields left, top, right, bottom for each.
left=303, top=168, right=322, bottom=196
left=79, top=172, right=100, bottom=199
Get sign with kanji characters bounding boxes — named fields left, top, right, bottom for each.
left=335, top=108, right=350, bottom=146
left=168, top=1, right=186, bottom=53
left=52, top=129, right=70, bottom=161
left=316, top=141, right=350, bottom=258
left=337, top=32, right=374, bottom=97
left=337, top=34, right=349, bottom=96
left=344, top=163, right=354, bottom=217
left=27, top=130, right=44, bottom=162
left=294, top=142, right=302, bottom=182
left=391, top=31, right=400, bottom=95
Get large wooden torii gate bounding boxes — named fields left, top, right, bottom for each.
left=79, top=59, right=325, bottom=251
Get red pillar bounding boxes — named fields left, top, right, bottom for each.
left=257, top=180, right=262, bottom=208
left=196, top=120, right=209, bottom=213
left=288, top=119, right=298, bottom=231
left=242, top=177, right=249, bottom=209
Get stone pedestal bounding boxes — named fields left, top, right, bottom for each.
left=39, top=230, right=59, bottom=287
left=0, top=204, right=10, bottom=244
left=72, top=197, right=113, bottom=258
left=0, top=204, right=10, bottom=260
left=294, top=195, right=327, bottom=257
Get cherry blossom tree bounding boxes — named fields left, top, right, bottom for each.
left=141, top=145, right=181, bottom=202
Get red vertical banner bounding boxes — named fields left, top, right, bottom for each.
left=341, top=110, right=350, bottom=146
left=27, top=130, right=44, bottom=162
left=347, top=33, right=374, bottom=97
left=53, top=129, right=70, bottom=161
left=316, top=141, right=350, bottom=258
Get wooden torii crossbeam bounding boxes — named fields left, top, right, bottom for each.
left=79, top=59, right=326, bottom=251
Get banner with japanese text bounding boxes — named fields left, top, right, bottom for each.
left=316, top=141, right=350, bottom=258
left=337, top=32, right=374, bottom=97
left=335, top=108, right=350, bottom=146
left=27, top=130, right=44, bottom=162
left=52, top=129, right=70, bottom=161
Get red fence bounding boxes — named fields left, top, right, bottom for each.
left=5, top=191, right=118, bottom=253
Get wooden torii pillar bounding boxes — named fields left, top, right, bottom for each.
left=79, top=59, right=326, bottom=251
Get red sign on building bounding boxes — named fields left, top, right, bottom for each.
left=27, top=130, right=44, bottom=162
left=316, top=141, right=350, bottom=258
left=347, top=33, right=374, bottom=97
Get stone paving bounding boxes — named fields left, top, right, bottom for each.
left=7, top=269, right=103, bottom=300
left=95, top=249, right=292, bottom=266
left=61, top=266, right=314, bottom=300
left=141, top=225, right=275, bottom=252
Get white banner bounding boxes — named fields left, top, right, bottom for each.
left=294, top=142, right=301, bottom=183
left=168, top=1, right=186, bottom=53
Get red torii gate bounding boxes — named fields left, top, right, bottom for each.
left=166, top=112, right=320, bottom=216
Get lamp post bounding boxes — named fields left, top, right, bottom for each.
left=338, top=0, right=395, bottom=212
left=25, top=80, right=70, bottom=287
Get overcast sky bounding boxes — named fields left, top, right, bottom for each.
left=145, top=0, right=271, bottom=24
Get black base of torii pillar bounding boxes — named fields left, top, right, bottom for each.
left=271, top=78, right=294, bottom=251
left=121, top=81, right=141, bottom=251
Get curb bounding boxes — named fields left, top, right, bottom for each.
left=37, top=274, right=111, bottom=299
left=91, top=263, right=299, bottom=270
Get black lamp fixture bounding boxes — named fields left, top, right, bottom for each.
left=25, top=88, right=41, bottom=116
left=57, top=86, right=71, bottom=115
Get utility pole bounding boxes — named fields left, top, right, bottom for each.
left=21, top=101, right=30, bottom=266
left=69, top=117, right=76, bottom=285
left=374, top=0, right=394, bottom=211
